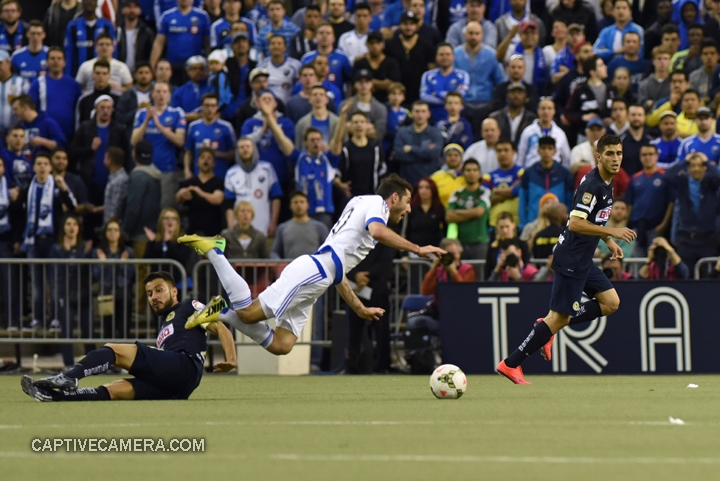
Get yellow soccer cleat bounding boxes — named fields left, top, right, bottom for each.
left=186, top=296, right=228, bottom=329
left=177, top=234, right=226, bottom=255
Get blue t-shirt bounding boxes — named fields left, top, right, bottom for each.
left=688, top=177, right=702, bottom=212
left=210, top=17, right=256, bottom=47
left=171, top=79, right=213, bottom=115
left=159, top=7, right=210, bottom=65
left=133, top=106, right=187, bottom=172
left=300, top=50, right=352, bottom=93
left=651, top=137, right=681, bottom=169
left=11, top=46, right=48, bottom=83
left=606, top=56, right=648, bottom=93
left=21, top=112, right=67, bottom=154
left=290, top=149, right=341, bottom=214
left=677, top=133, right=720, bottom=165
left=93, top=125, right=110, bottom=186
left=311, top=116, right=331, bottom=144
left=1, top=146, right=31, bottom=189
left=184, top=118, right=236, bottom=178
left=28, top=74, right=82, bottom=140
left=625, top=170, right=668, bottom=227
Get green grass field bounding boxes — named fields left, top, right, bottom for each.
left=3, top=374, right=720, bottom=481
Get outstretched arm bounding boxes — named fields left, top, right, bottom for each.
left=205, top=321, right=237, bottom=372
left=367, top=221, right=446, bottom=258
left=337, top=276, right=384, bottom=321
left=570, top=216, right=637, bottom=242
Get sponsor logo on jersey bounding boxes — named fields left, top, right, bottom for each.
left=192, top=300, right=206, bottom=311
left=156, top=323, right=175, bottom=347
left=595, top=206, right=612, bottom=222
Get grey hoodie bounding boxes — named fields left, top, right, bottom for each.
left=123, top=164, right=162, bottom=242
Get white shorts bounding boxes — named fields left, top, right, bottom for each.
left=258, top=254, right=334, bottom=337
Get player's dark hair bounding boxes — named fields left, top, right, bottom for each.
left=306, top=4, right=322, bottom=13
left=135, top=61, right=153, bottom=73
left=144, top=271, right=177, bottom=287
left=350, top=110, right=368, bottom=120
left=48, top=46, right=64, bottom=57
left=377, top=173, right=413, bottom=199
left=354, top=2, right=371, bottom=13
left=496, top=211, right=515, bottom=223
left=496, top=137, right=514, bottom=148
left=57, top=212, right=84, bottom=245
left=105, top=146, right=125, bottom=167
left=28, top=19, right=43, bottom=30
left=596, top=134, right=622, bottom=154
left=269, top=34, right=287, bottom=45
left=463, top=158, right=480, bottom=171
left=304, top=127, right=322, bottom=140
left=688, top=22, right=704, bottom=32
left=33, top=151, right=52, bottom=164
left=640, top=143, right=658, bottom=153
left=12, top=93, right=35, bottom=110
left=582, top=55, right=601, bottom=76
left=498, top=238, right=521, bottom=251
left=268, top=0, right=286, bottom=8
left=202, top=92, right=219, bottom=103
left=444, top=91, right=463, bottom=103
left=289, top=190, right=308, bottom=201
left=96, top=32, right=114, bottom=44
left=661, top=24, right=679, bottom=36
left=611, top=98, right=628, bottom=109
left=670, top=69, right=688, bottom=81
left=198, top=146, right=215, bottom=159
left=682, top=88, right=700, bottom=99
left=701, top=39, right=719, bottom=53
left=435, top=42, right=454, bottom=55
left=93, top=59, right=111, bottom=71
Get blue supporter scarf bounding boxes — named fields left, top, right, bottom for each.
left=21, top=176, right=54, bottom=250
left=515, top=42, right=547, bottom=96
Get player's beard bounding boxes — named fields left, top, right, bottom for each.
left=151, top=298, right=174, bottom=315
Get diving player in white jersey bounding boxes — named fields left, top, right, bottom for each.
left=179, top=174, right=446, bottom=355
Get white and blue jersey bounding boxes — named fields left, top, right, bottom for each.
left=63, top=17, right=116, bottom=77
left=11, top=46, right=47, bottom=84
left=158, top=7, right=210, bottom=65
left=258, top=56, right=302, bottom=104
left=676, top=133, right=720, bottom=165
left=0, top=75, right=25, bottom=130
left=300, top=50, right=352, bottom=93
left=185, top=118, right=236, bottom=178
left=210, top=17, right=257, bottom=48
left=419, top=67, right=470, bottom=121
left=224, top=160, right=283, bottom=235
left=133, top=106, right=187, bottom=172
left=290, top=149, right=341, bottom=215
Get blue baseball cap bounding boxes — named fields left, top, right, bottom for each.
left=586, top=117, right=605, bottom=129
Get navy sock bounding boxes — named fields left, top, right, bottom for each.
left=51, top=386, right=111, bottom=401
left=568, top=300, right=602, bottom=326
left=64, top=346, right=116, bottom=380
left=505, top=321, right=554, bottom=368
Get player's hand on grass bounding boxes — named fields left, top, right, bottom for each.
left=610, top=227, right=636, bottom=243
left=213, top=361, right=236, bottom=373
left=416, top=245, right=446, bottom=259
left=359, top=306, right=385, bottom=321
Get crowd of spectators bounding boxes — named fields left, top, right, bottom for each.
left=2, top=0, right=720, bottom=365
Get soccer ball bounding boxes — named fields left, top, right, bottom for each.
left=429, top=364, right=467, bottom=399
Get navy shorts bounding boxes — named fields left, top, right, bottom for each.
left=549, top=264, right=614, bottom=316
left=127, top=342, right=203, bottom=400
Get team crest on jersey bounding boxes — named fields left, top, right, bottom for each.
left=595, top=206, right=612, bottom=222
left=214, top=128, right=221, bottom=136
left=573, top=301, right=580, bottom=312
left=653, top=178, right=662, bottom=187
left=167, top=311, right=175, bottom=322
left=582, top=192, right=592, bottom=204
left=165, top=116, right=173, bottom=123
left=254, top=188, right=263, bottom=198
left=192, top=300, right=205, bottom=311
left=258, top=176, right=265, bottom=183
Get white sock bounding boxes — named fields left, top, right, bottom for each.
left=206, top=249, right=252, bottom=310
left=220, top=309, right=274, bottom=349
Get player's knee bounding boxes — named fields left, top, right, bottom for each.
left=236, top=309, right=253, bottom=324
left=601, top=296, right=620, bottom=314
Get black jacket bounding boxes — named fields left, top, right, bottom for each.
left=550, top=1, right=599, bottom=43
left=116, top=20, right=155, bottom=68
left=490, top=80, right=539, bottom=114
left=70, top=120, right=132, bottom=184
left=489, top=107, right=538, bottom=148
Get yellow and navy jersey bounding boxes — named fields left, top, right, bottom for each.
left=156, top=299, right=208, bottom=365
left=552, top=168, right=613, bottom=279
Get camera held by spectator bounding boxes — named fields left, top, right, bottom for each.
left=488, top=239, right=539, bottom=282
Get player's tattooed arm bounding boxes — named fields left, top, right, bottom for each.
left=337, top=276, right=384, bottom=321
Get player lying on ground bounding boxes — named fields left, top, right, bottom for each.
left=179, top=174, right=446, bottom=355
left=21, top=271, right=236, bottom=401
left=497, top=134, right=637, bottom=384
